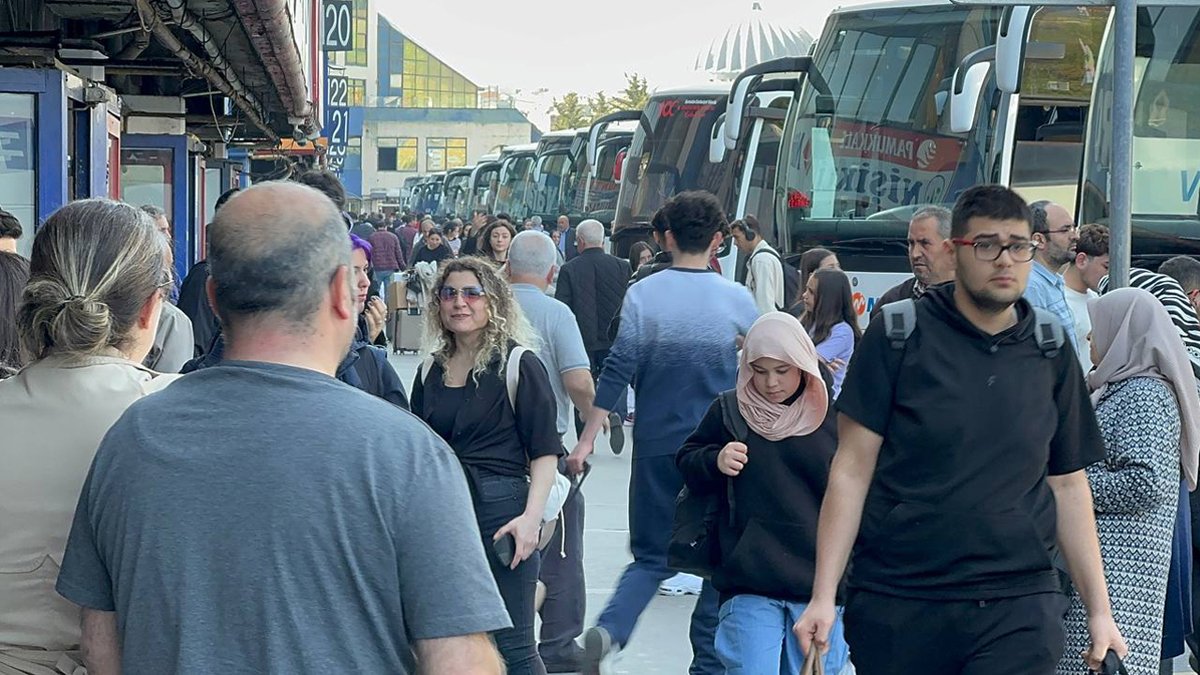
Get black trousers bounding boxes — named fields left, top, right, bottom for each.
left=574, top=349, right=625, bottom=436
left=475, top=473, right=547, bottom=675
left=845, top=589, right=1068, bottom=675
left=537, top=481, right=585, bottom=661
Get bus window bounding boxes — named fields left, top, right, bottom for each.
left=614, top=95, right=732, bottom=234
left=1010, top=7, right=1109, bottom=209
left=1080, top=5, right=1200, bottom=265
left=782, top=4, right=1003, bottom=246
left=734, top=105, right=787, bottom=246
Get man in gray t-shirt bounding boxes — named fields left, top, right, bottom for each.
left=508, top=231, right=594, bottom=670
left=56, top=182, right=509, bottom=674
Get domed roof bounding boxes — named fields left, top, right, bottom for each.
left=694, top=2, right=815, bottom=79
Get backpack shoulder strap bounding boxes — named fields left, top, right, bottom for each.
left=718, top=390, right=750, bottom=443
left=1031, top=308, right=1065, bottom=358
left=418, top=355, right=435, bottom=384
left=881, top=298, right=917, bottom=349
left=505, top=346, right=528, bottom=411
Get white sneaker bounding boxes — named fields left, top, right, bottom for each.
left=657, top=572, right=703, bottom=596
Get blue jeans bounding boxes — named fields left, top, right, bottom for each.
left=715, top=594, right=849, bottom=675
left=596, top=453, right=721, bottom=674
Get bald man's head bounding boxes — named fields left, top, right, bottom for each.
left=208, top=181, right=350, bottom=331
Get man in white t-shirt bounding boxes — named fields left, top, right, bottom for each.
left=1061, top=223, right=1109, bottom=371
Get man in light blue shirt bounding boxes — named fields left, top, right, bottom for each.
left=508, top=230, right=596, bottom=672
left=1024, top=200, right=1080, bottom=352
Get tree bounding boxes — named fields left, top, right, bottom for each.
left=588, top=91, right=615, bottom=120
left=613, top=73, right=651, bottom=112
left=549, top=92, right=590, bottom=131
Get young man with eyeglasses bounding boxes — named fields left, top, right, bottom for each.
left=1024, top=200, right=1082, bottom=352
left=794, top=185, right=1126, bottom=675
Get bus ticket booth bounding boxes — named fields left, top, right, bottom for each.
left=0, top=67, right=121, bottom=258
left=119, top=96, right=200, bottom=283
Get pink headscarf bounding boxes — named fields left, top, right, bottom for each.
left=737, top=312, right=829, bottom=441
left=1088, top=288, right=1200, bottom=489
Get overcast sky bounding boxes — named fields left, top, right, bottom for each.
left=375, top=0, right=874, bottom=104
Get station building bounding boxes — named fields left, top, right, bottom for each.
left=326, top=2, right=537, bottom=211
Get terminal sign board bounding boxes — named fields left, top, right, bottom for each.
left=325, top=75, right=349, bottom=173
left=321, top=0, right=353, bottom=51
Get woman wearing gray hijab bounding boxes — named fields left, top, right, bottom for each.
left=1057, top=288, right=1200, bottom=675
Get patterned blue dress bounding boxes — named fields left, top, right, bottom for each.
left=1058, top=377, right=1181, bottom=675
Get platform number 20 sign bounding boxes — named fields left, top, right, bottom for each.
left=322, top=0, right=353, bottom=51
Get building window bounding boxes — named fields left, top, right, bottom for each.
left=0, top=93, right=36, bottom=257
left=426, top=138, right=466, bottom=171
left=347, top=78, right=366, bottom=106
left=378, top=137, right=417, bottom=172
left=346, top=0, right=369, bottom=66
left=399, top=39, right=478, bottom=109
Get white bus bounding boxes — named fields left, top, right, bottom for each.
left=775, top=0, right=1178, bottom=323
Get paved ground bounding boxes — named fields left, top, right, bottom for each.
left=387, top=350, right=1197, bottom=674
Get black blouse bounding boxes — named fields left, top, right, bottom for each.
left=412, top=348, right=562, bottom=478
left=412, top=244, right=452, bottom=267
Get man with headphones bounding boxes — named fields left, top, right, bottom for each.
left=730, top=215, right=788, bottom=315
left=1023, top=200, right=1081, bottom=353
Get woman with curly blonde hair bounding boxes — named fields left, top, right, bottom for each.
left=410, top=256, right=560, bottom=675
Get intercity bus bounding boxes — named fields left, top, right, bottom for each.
left=527, top=129, right=588, bottom=226
left=400, top=176, right=422, bottom=209
left=608, top=78, right=803, bottom=278
left=469, top=152, right=503, bottom=214
left=439, top=166, right=473, bottom=219
left=493, top=142, right=540, bottom=221
left=609, top=83, right=741, bottom=270
left=562, top=113, right=638, bottom=230
left=776, top=0, right=1200, bottom=324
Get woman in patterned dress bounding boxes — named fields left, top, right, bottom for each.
left=1057, top=288, right=1200, bottom=675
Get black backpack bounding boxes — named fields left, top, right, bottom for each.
left=749, top=248, right=801, bottom=311
left=668, top=391, right=745, bottom=578
left=880, top=298, right=1064, bottom=357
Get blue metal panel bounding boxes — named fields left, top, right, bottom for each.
left=227, top=148, right=252, bottom=188
left=123, top=134, right=191, bottom=281
left=377, top=20, right=391, bottom=97
left=0, top=68, right=69, bottom=225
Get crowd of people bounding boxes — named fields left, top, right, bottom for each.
left=2, top=165, right=1200, bottom=675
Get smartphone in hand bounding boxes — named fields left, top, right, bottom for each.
left=493, top=533, right=515, bottom=567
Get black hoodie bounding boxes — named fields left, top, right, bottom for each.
left=677, top=372, right=839, bottom=604
left=836, top=282, right=1104, bottom=600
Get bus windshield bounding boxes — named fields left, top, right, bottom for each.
left=781, top=5, right=1002, bottom=257
left=1080, top=5, right=1200, bottom=264
left=495, top=155, right=535, bottom=218
left=444, top=171, right=471, bottom=217
left=613, top=94, right=732, bottom=234
left=472, top=164, right=501, bottom=212
left=529, top=150, right=573, bottom=219
left=561, top=136, right=628, bottom=225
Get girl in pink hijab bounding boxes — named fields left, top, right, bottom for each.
left=677, top=312, right=849, bottom=674
left=1057, top=288, right=1200, bottom=675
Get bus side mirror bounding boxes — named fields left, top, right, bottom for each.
left=725, top=78, right=754, bottom=150
left=996, top=5, right=1031, bottom=94
left=951, top=61, right=991, bottom=134
left=710, top=114, right=728, bottom=164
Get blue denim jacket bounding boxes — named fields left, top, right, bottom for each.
left=1023, top=262, right=1080, bottom=352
